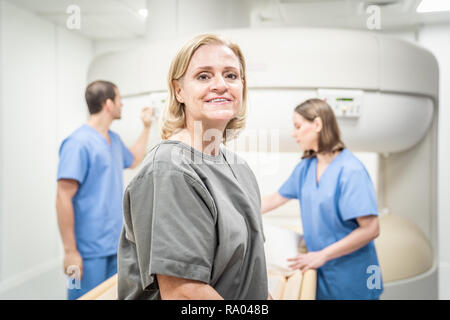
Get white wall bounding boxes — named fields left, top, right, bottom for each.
left=0, top=0, right=93, bottom=299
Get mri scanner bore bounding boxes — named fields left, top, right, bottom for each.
left=85, top=28, right=439, bottom=300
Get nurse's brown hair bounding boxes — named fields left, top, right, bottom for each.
left=295, top=98, right=345, bottom=159
left=85, top=80, right=117, bottom=115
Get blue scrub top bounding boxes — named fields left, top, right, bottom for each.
left=279, top=148, right=383, bottom=300
left=57, top=124, right=134, bottom=258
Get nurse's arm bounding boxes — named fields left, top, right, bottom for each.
left=321, top=215, right=380, bottom=262
left=156, top=274, right=224, bottom=300
left=128, top=106, right=153, bottom=169
left=261, top=192, right=290, bottom=214
left=56, top=179, right=83, bottom=278
left=128, top=126, right=151, bottom=169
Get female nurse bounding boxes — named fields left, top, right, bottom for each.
left=261, top=98, right=383, bottom=300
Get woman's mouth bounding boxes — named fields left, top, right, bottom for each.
left=206, top=97, right=232, bottom=105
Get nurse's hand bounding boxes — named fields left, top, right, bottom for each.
left=141, top=106, right=154, bottom=128
left=287, top=251, right=328, bottom=273
left=64, top=250, right=83, bottom=280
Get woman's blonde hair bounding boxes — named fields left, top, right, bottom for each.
left=295, top=98, right=346, bottom=159
left=161, top=34, right=247, bottom=142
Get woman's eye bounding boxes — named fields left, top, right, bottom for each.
left=226, top=73, right=238, bottom=80
left=197, top=73, right=210, bottom=80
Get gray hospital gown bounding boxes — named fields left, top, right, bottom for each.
left=117, top=140, right=268, bottom=299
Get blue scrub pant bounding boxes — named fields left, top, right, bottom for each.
left=67, top=254, right=117, bottom=300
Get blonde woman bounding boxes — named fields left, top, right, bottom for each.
left=117, top=34, right=268, bottom=300
left=262, top=99, right=383, bottom=300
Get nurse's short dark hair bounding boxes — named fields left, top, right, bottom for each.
left=85, top=80, right=117, bottom=115
left=295, top=98, right=345, bottom=159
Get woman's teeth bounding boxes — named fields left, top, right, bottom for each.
left=210, top=98, right=228, bottom=102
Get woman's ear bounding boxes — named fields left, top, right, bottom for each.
left=172, top=80, right=184, bottom=103
left=314, top=117, right=323, bottom=133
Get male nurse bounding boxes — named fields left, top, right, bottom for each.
left=56, top=80, right=153, bottom=300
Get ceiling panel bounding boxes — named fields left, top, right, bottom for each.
left=8, top=0, right=147, bottom=39
left=6, top=0, right=450, bottom=40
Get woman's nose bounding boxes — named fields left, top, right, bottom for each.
left=211, top=75, right=227, bottom=92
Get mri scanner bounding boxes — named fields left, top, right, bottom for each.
left=87, top=28, right=439, bottom=300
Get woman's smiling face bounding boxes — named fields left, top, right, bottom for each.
left=173, top=44, right=243, bottom=127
